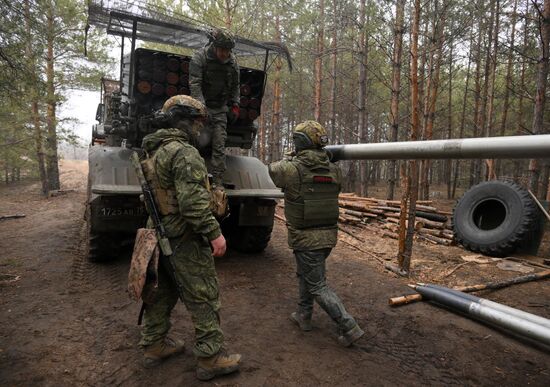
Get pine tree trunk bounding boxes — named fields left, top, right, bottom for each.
left=270, top=15, right=282, bottom=163
left=529, top=0, right=550, bottom=197
left=24, top=0, right=48, bottom=196
left=484, top=0, right=500, bottom=181
left=496, top=0, right=518, bottom=177
left=446, top=34, right=453, bottom=199
left=358, top=0, right=370, bottom=197
left=470, top=19, right=482, bottom=187
left=398, top=0, right=421, bottom=275
left=329, top=0, right=338, bottom=145
left=475, top=0, right=495, bottom=184
left=314, top=0, right=325, bottom=122
left=514, top=2, right=529, bottom=181
left=452, top=21, right=474, bottom=198
left=420, top=1, right=445, bottom=200
left=387, top=0, right=405, bottom=200
left=45, top=1, right=60, bottom=191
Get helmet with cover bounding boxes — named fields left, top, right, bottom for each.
left=209, top=28, right=236, bottom=49
left=153, top=95, right=207, bottom=142
left=161, top=94, right=207, bottom=120
left=293, top=120, right=329, bottom=151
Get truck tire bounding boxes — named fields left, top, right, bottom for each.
left=88, top=232, right=118, bottom=262
left=452, top=180, right=539, bottom=257
left=226, top=225, right=273, bottom=253
left=221, top=207, right=273, bottom=253
left=85, top=203, right=133, bottom=262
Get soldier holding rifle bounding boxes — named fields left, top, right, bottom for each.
left=131, top=95, right=240, bottom=381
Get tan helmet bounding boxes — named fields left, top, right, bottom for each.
left=161, top=95, right=207, bottom=120
left=293, top=120, right=329, bottom=149
left=209, top=28, right=236, bottom=49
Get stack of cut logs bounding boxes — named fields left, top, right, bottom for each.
left=338, top=193, right=455, bottom=246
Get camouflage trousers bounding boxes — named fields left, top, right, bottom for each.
left=294, top=248, right=357, bottom=332
left=139, top=236, right=224, bottom=358
left=206, top=109, right=227, bottom=185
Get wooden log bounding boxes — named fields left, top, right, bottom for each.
left=415, top=210, right=447, bottom=222
left=340, top=209, right=366, bottom=218
left=384, top=212, right=401, bottom=219
left=418, top=233, right=451, bottom=246
left=415, top=217, right=446, bottom=229
left=372, top=206, right=400, bottom=212
left=386, top=217, right=424, bottom=230
left=339, top=201, right=385, bottom=214
left=389, top=269, right=550, bottom=306
left=417, top=227, right=453, bottom=240
left=339, top=214, right=362, bottom=224
left=378, top=199, right=433, bottom=206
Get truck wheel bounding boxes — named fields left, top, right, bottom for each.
left=85, top=203, right=132, bottom=262
left=227, top=225, right=273, bottom=253
left=88, top=232, right=118, bottom=262
left=452, top=180, right=539, bottom=257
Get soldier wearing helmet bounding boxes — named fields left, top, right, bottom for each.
left=138, top=95, right=241, bottom=380
left=269, top=120, right=365, bottom=347
left=189, top=28, right=240, bottom=189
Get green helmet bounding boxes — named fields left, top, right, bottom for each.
left=293, top=120, right=329, bottom=150
left=210, top=28, right=235, bottom=49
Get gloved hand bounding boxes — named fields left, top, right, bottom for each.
left=228, top=104, right=240, bottom=124
left=231, top=104, right=240, bottom=118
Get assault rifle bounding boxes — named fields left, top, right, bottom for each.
left=131, top=152, right=187, bottom=320
left=130, top=152, right=173, bottom=256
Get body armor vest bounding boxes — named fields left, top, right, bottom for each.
left=284, top=162, right=340, bottom=229
left=141, top=139, right=224, bottom=218
left=203, top=56, right=236, bottom=108
left=141, top=150, right=180, bottom=216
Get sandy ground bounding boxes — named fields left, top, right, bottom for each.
left=0, top=160, right=549, bottom=386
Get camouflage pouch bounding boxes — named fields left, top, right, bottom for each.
left=210, top=188, right=229, bottom=219
left=128, top=228, right=159, bottom=304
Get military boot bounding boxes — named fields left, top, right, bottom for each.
left=196, top=349, right=241, bottom=381
left=290, top=312, right=312, bottom=331
left=337, top=324, right=365, bottom=347
left=143, top=337, right=185, bottom=368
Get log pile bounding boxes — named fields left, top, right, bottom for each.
left=338, top=193, right=455, bottom=246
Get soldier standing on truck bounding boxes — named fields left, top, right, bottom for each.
left=137, top=95, right=241, bottom=381
left=268, top=120, right=365, bottom=347
left=189, top=28, right=240, bottom=190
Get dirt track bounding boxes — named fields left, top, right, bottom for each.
left=1, top=160, right=549, bottom=386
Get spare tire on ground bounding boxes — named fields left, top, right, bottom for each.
left=452, top=180, right=540, bottom=257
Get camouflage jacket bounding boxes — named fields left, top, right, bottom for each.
left=189, top=43, right=240, bottom=112
left=141, top=128, right=221, bottom=242
left=269, top=149, right=341, bottom=251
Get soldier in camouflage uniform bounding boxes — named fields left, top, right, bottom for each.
left=189, top=28, right=240, bottom=189
left=268, top=121, right=365, bottom=347
left=138, top=95, right=241, bottom=380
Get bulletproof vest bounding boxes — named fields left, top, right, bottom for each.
left=203, top=56, right=236, bottom=108
left=141, top=150, right=180, bottom=216
left=284, top=161, right=340, bottom=229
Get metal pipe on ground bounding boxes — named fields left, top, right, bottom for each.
left=325, top=134, right=550, bottom=162
left=414, top=284, right=550, bottom=346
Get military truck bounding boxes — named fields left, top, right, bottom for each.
left=86, top=2, right=291, bottom=261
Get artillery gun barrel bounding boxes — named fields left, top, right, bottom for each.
left=325, top=134, right=550, bottom=162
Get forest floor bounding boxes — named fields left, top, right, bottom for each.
left=1, top=160, right=549, bottom=386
